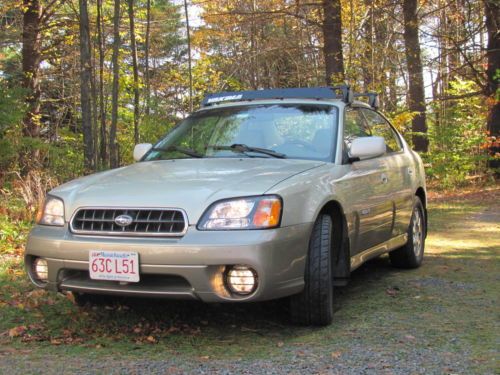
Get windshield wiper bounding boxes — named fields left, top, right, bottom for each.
left=211, top=144, right=286, bottom=159
left=151, top=145, right=204, bottom=158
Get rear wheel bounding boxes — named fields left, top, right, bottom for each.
left=290, top=214, right=334, bottom=326
left=389, top=197, right=425, bottom=268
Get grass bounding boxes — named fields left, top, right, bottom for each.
left=0, top=189, right=498, bottom=372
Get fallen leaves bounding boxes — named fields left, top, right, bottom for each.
left=3, top=322, right=88, bottom=346
left=3, top=289, right=55, bottom=312
left=8, top=325, right=27, bottom=338
left=134, top=335, right=157, bottom=345
left=50, top=338, right=62, bottom=345
left=331, top=351, right=342, bottom=359
left=427, top=185, right=499, bottom=203
left=66, top=292, right=76, bottom=304
left=385, top=286, right=400, bottom=297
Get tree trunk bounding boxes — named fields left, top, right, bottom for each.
left=79, top=0, right=95, bottom=171
left=447, top=0, right=461, bottom=82
left=128, top=0, right=140, bottom=144
left=484, top=0, right=499, bottom=171
left=96, top=0, right=107, bottom=167
left=363, top=0, right=373, bottom=91
left=144, top=0, right=151, bottom=117
left=322, top=0, right=344, bottom=85
left=110, top=0, right=121, bottom=168
left=90, top=48, right=99, bottom=169
left=403, top=0, right=428, bottom=152
left=184, top=0, right=193, bottom=112
left=249, top=0, right=258, bottom=89
left=387, top=63, right=398, bottom=112
left=22, top=0, right=42, bottom=138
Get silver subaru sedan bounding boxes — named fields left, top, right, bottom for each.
left=25, top=86, right=427, bottom=325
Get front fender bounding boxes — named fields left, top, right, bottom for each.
left=265, top=164, right=351, bottom=227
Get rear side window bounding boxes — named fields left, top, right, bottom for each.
left=361, top=109, right=402, bottom=153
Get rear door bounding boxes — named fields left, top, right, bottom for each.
left=342, top=108, right=394, bottom=253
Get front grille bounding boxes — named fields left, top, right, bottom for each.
left=70, top=208, right=187, bottom=237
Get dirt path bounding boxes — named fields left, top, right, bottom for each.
left=1, top=193, right=499, bottom=374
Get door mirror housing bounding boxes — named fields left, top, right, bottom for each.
left=349, top=136, right=386, bottom=161
left=133, top=143, right=152, bottom=161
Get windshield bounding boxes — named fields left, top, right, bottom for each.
left=143, top=104, right=339, bottom=162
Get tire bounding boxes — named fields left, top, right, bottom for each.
left=290, top=214, right=334, bottom=326
left=389, top=196, right=425, bottom=269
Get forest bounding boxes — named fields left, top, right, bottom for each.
left=0, top=0, right=499, bottom=211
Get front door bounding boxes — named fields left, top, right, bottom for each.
left=360, top=108, right=414, bottom=237
left=342, top=108, right=395, bottom=253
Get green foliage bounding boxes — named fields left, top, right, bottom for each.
left=0, top=84, right=25, bottom=137
left=1, top=126, right=84, bottom=183
left=0, top=79, right=26, bottom=172
left=0, top=196, right=32, bottom=255
left=0, top=138, right=16, bottom=172
left=46, top=130, right=85, bottom=181
left=425, top=80, right=489, bottom=188
left=140, top=116, right=175, bottom=145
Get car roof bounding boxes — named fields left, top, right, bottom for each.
left=194, top=98, right=373, bottom=113
left=199, top=86, right=380, bottom=111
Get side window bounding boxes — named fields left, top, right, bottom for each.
left=343, top=109, right=371, bottom=154
left=361, top=109, right=402, bottom=153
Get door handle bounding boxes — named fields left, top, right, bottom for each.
left=408, top=168, right=413, bottom=175
left=381, top=173, right=388, bottom=184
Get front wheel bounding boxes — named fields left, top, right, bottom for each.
left=389, top=196, right=425, bottom=269
left=290, top=214, right=334, bottom=326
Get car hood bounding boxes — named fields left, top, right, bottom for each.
left=51, top=158, right=325, bottom=224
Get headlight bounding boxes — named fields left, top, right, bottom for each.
left=36, top=195, right=65, bottom=226
left=198, top=195, right=282, bottom=230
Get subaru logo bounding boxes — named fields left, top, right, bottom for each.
left=114, top=214, right=133, bottom=227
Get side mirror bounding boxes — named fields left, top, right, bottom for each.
left=349, top=136, right=386, bottom=161
left=133, top=143, right=152, bottom=161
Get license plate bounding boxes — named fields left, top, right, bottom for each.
left=89, top=251, right=140, bottom=282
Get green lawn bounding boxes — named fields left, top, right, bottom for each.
left=0, top=190, right=498, bottom=372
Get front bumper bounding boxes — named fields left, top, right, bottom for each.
left=25, top=223, right=312, bottom=302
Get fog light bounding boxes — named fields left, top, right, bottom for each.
left=33, top=258, right=48, bottom=282
left=225, top=265, right=257, bottom=295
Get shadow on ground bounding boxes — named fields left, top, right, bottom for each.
left=79, top=255, right=407, bottom=333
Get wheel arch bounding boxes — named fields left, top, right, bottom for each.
left=415, top=187, right=428, bottom=237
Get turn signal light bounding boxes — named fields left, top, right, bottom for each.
left=252, top=198, right=281, bottom=228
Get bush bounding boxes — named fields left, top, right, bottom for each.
left=425, top=80, right=490, bottom=188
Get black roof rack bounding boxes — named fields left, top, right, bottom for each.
left=201, top=85, right=354, bottom=107
left=353, top=92, right=380, bottom=109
